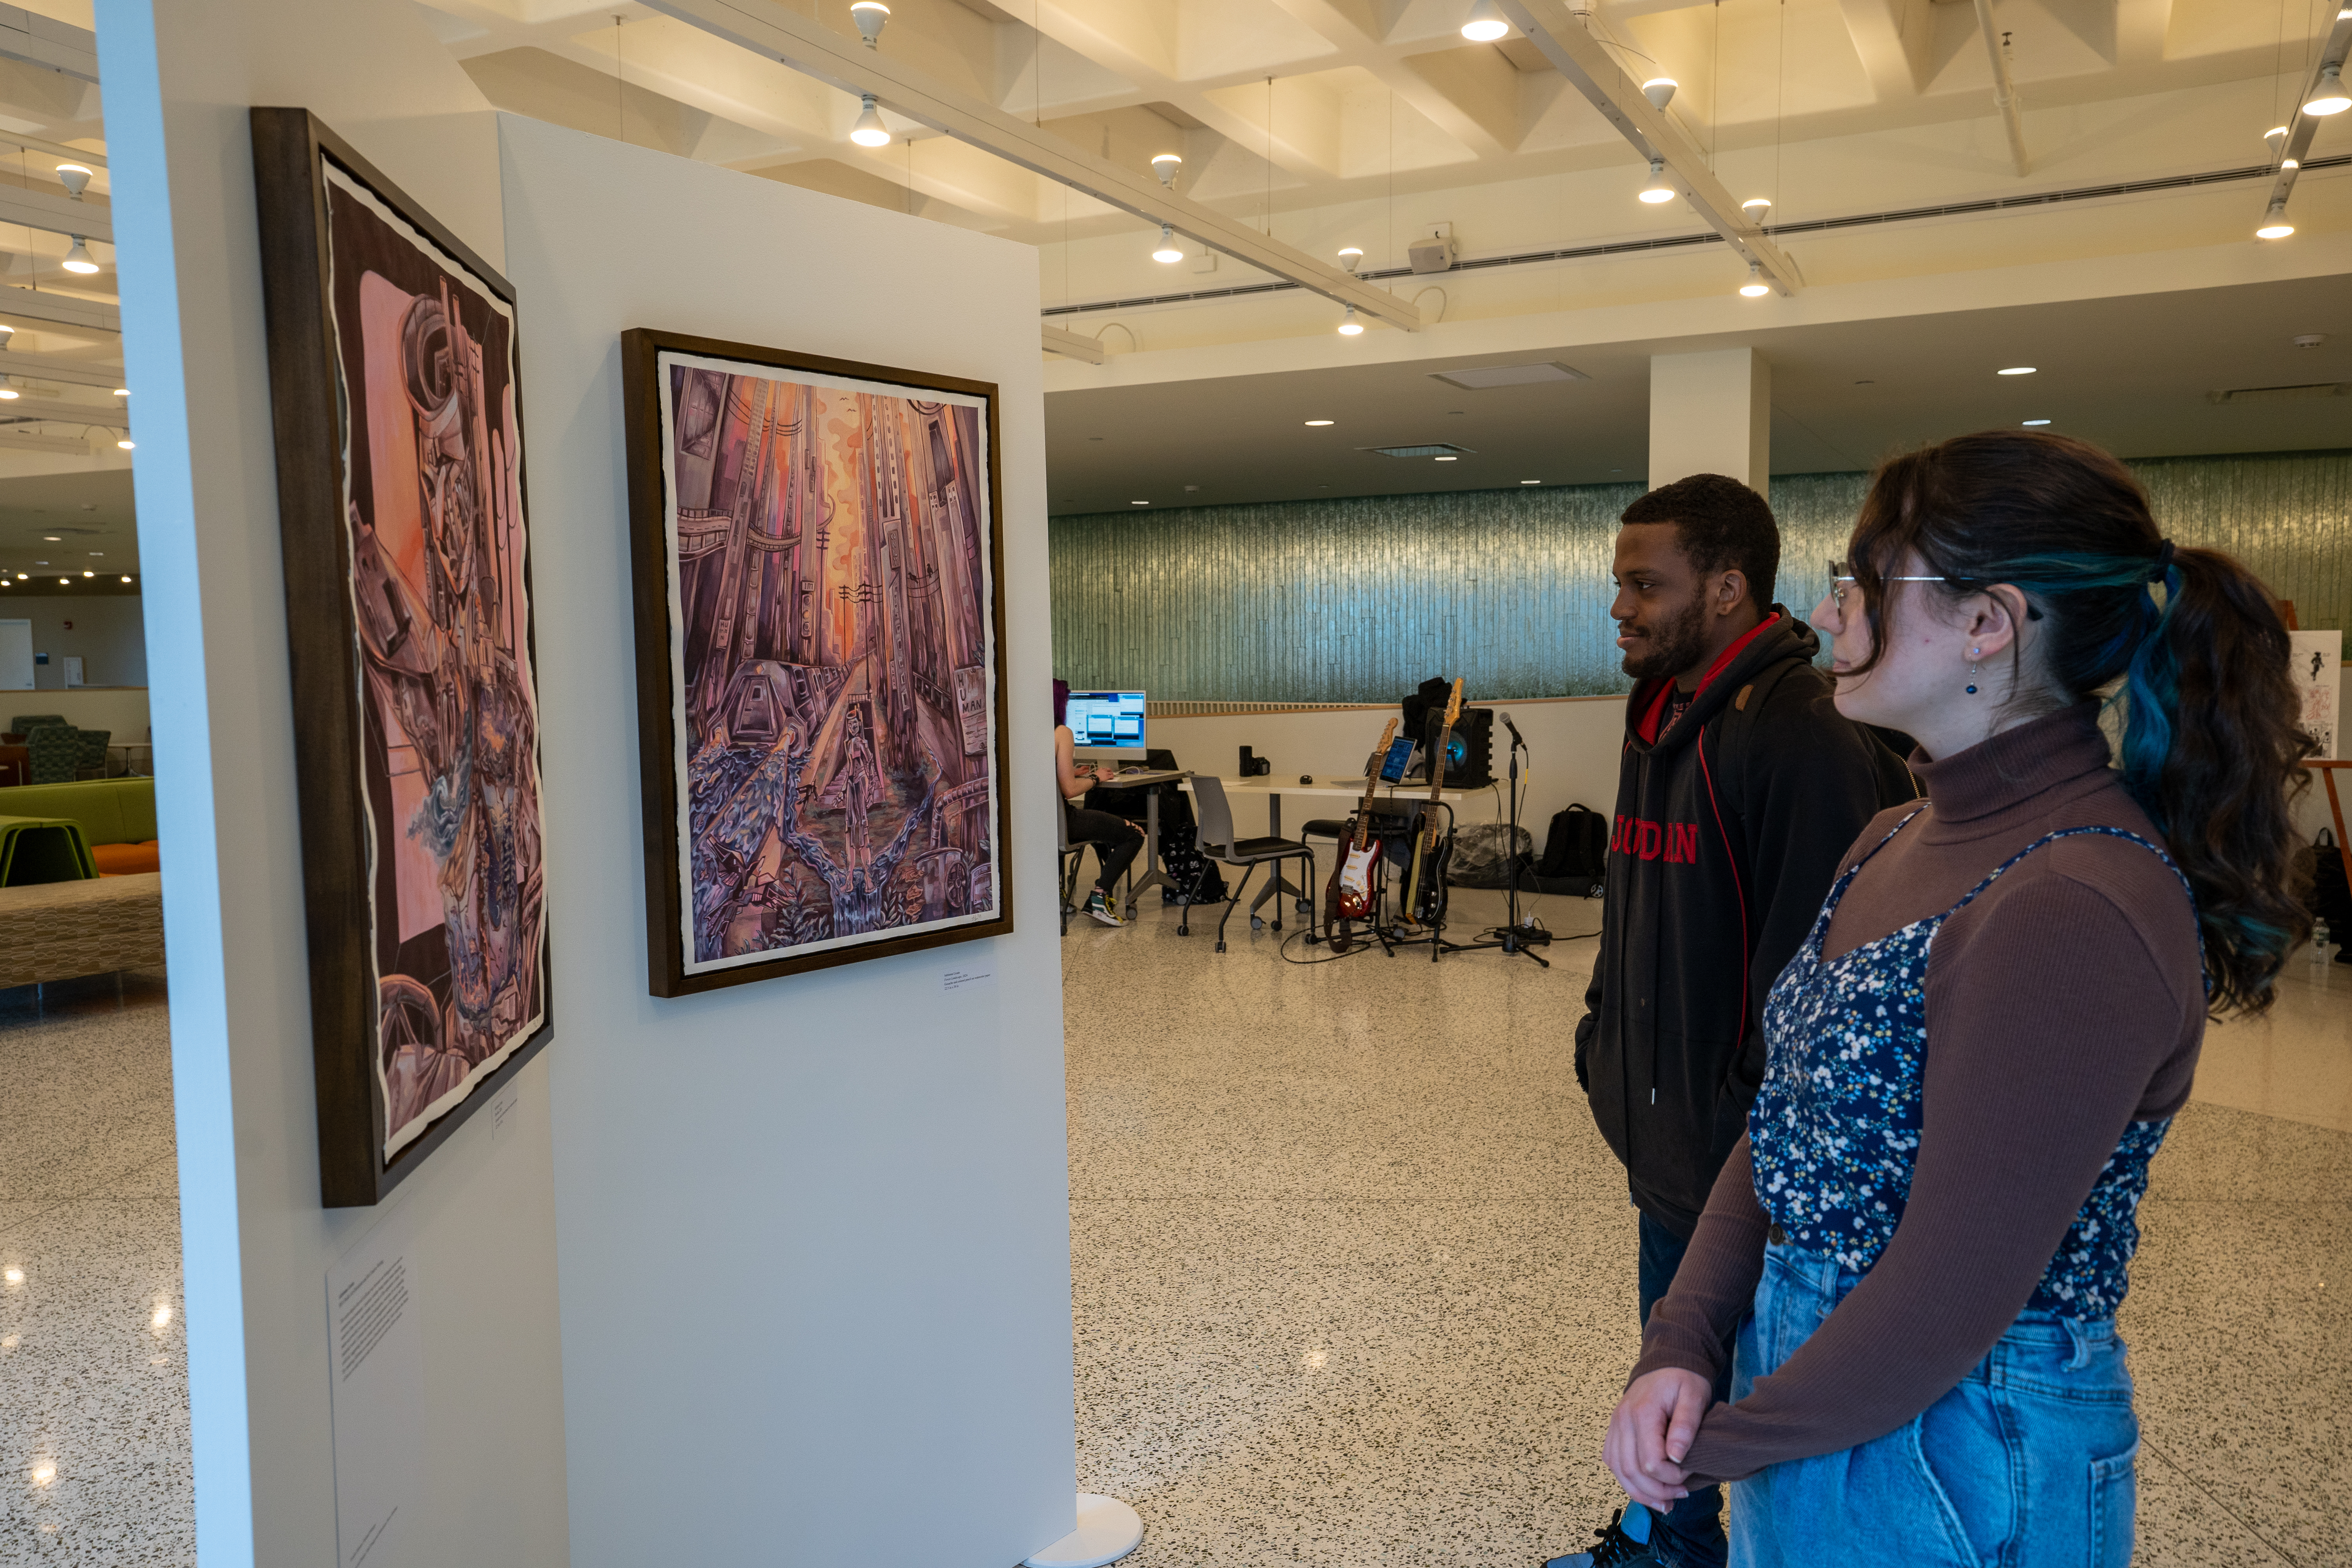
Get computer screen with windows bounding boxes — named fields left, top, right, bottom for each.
left=1067, top=690, right=1147, bottom=759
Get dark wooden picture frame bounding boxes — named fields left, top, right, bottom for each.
left=621, top=329, right=1014, bottom=996
left=252, top=108, right=552, bottom=1207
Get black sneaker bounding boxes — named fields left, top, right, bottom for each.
left=1543, top=1505, right=1670, bottom=1568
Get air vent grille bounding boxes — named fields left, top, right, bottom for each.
left=2206, top=383, right=2350, bottom=405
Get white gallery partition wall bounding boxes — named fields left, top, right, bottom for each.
left=101, top=0, right=1075, bottom=1563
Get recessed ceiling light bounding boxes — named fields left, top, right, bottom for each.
left=1997, top=366, right=2037, bottom=376
left=42, top=534, right=58, bottom=541
left=1434, top=455, right=1457, bottom=461
left=1304, top=419, right=1334, bottom=426
left=1131, top=499, right=1148, bottom=505
left=116, top=439, right=134, bottom=450
left=2022, top=419, right=2052, bottom=426
left=1521, top=479, right=1540, bottom=485
left=81, top=570, right=92, bottom=577
left=112, top=387, right=127, bottom=397
left=120, top=574, right=131, bottom=583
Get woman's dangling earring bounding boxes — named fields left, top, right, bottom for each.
left=1966, top=646, right=1981, bottom=696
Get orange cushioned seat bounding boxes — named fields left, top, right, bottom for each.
left=92, top=841, right=161, bottom=877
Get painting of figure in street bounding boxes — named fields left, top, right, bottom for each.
left=648, top=347, right=1005, bottom=982
left=321, top=159, right=548, bottom=1156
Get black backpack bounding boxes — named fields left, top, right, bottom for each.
left=1537, top=804, right=1610, bottom=882
left=2307, top=829, right=2352, bottom=933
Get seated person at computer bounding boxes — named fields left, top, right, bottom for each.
left=1055, top=679, right=1144, bottom=927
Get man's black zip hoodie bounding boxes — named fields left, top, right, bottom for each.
left=1575, top=609, right=1916, bottom=1238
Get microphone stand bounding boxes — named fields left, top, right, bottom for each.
left=1481, top=719, right=1549, bottom=969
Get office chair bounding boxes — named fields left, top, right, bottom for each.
left=1055, top=787, right=1089, bottom=936
left=1181, top=774, right=1318, bottom=953
left=25, top=724, right=81, bottom=785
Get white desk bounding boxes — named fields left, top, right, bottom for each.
left=1181, top=777, right=1472, bottom=919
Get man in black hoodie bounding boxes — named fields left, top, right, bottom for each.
left=1549, top=474, right=1913, bottom=1568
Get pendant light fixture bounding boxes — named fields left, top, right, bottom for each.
left=1336, top=307, right=1364, bottom=336
left=1638, top=159, right=1674, bottom=204
left=1741, top=197, right=1771, bottom=221
left=850, top=94, right=891, bottom=147
left=1739, top=262, right=1770, bottom=298
left=1337, top=246, right=1363, bottom=272
left=2256, top=200, right=2295, bottom=240
left=1151, top=153, right=1181, bottom=188
left=2305, top=63, right=2350, bottom=117
left=850, top=1, right=889, bottom=49
left=1641, top=78, right=1677, bottom=111
left=1460, top=0, right=1509, bottom=42
left=62, top=237, right=98, bottom=274
left=1151, top=224, right=1183, bottom=264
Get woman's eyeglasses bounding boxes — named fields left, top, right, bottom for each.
left=1826, top=559, right=1953, bottom=611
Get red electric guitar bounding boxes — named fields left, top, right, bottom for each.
left=1329, top=718, right=1399, bottom=925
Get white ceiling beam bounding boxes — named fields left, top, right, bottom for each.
left=0, top=358, right=123, bottom=391
left=2265, top=11, right=2352, bottom=220
left=0, top=183, right=109, bottom=244
left=638, top=0, right=1425, bottom=330
left=0, top=7, right=98, bottom=84
left=0, top=131, right=102, bottom=169
left=1969, top=0, right=2028, bottom=176
left=0, top=392, right=126, bottom=428
left=0, top=427, right=98, bottom=455
left=0, top=287, right=118, bottom=333
left=1494, top=0, right=1802, bottom=296
left=1042, top=323, right=1106, bottom=363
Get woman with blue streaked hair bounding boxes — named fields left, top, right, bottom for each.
left=1592, top=430, right=2309, bottom=1568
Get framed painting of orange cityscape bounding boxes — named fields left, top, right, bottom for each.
left=621, top=330, right=1012, bottom=996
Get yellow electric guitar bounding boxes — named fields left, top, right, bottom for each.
left=1401, top=678, right=1463, bottom=927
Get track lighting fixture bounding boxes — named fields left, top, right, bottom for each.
left=116, top=439, right=134, bottom=450
left=2256, top=200, right=2295, bottom=240
left=62, top=237, right=97, bottom=274
left=1641, top=78, right=1677, bottom=112
left=1152, top=224, right=1183, bottom=264
left=54, top=163, right=89, bottom=200
left=1741, top=197, right=1771, bottom=221
left=850, top=94, right=891, bottom=147
left=0, top=378, right=17, bottom=401
left=1337, top=307, right=1364, bottom=336
left=1739, top=262, right=1769, bottom=298
left=1638, top=158, right=1674, bottom=204
left=1460, top=0, right=1509, bottom=42
left=1151, top=153, right=1181, bottom=188
left=850, top=1, right=889, bottom=49
left=1337, top=246, right=1363, bottom=272
left=2305, top=63, right=2349, bottom=117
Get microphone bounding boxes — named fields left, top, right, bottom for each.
left=1500, top=711, right=1524, bottom=749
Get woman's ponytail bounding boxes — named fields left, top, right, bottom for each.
left=2116, top=545, right=2312, bottom=1013
left=1846, top=431, right=2312, bottom=1016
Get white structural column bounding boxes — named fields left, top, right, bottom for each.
left=1648, top=347, right=1771, bottom=497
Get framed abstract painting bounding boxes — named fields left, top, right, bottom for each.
left=620, top=329, right=1013, bottom=996
left=252, top=109, right=551, bottom=1206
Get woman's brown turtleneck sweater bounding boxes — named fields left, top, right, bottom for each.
left=1630, top=701, right=2207, bottom=1485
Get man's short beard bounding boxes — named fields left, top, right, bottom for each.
left=1619, top=596, right=1710, bottom=681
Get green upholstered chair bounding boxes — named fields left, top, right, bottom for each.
left=74, top=728, right=110, bottom=780
left=8, top=713, right=65, bottom=738
left=25, top=724, right=81, bottom=786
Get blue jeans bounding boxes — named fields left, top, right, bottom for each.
left=1637, top=1212, right=1730, bottom=1566
left=1730, top=1241, right=2139, bottom=1568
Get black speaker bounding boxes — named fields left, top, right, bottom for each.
left=1428, top=707, right=1494, bottom=790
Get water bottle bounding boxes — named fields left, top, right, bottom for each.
left=2313, top=918, right=2332, bottom=969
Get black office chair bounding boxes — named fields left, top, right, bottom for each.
left=1055, top=789, right=1088, bottom=935
left=1181, top=775, right=1318, bottom=953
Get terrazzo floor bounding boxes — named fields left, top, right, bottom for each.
left=0, top=877, right=2343, bottom=1567
left=0, top=968, right=190, bottom=1564
left=1064, top=882, right=2351, bottom=1568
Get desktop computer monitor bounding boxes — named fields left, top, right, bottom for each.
left=1067, top=690, right=1147, bottom=761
